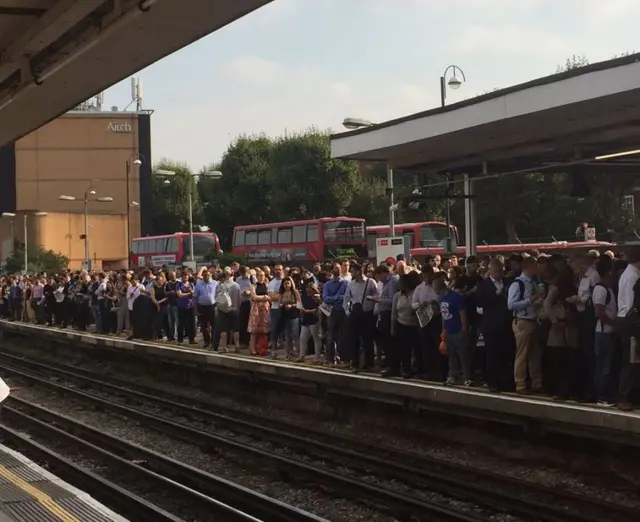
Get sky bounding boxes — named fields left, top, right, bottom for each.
left=100, top=0, right=640, bottom=170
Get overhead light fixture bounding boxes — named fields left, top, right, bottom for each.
left=595, top=149, right=640, bottom=161
left=342, top=117, right=374, bottom=130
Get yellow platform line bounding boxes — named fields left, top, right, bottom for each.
left=0, top=464, right=81, bottom=522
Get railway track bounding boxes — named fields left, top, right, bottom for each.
left=0, top=423, right=183, bottom=522
left=2, top=350, right=639, bottom=522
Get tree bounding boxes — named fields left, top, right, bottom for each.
left=3, top=240, right=68, bottom=274
left=148, top=158, right=203, bottom=235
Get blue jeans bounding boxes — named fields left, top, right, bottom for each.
left=283, top=317, right=300, bottom=356
left=270, top=308, right=282, bottom=344
left=168, top=305, right=179, bottom=340
left=594, top=331, right=615, bottom=402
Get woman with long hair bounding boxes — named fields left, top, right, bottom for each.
left=543, top=265, right=579, bottom=400
left=279, top=276, right=301, bottom=360
left=248, top=269, right=271, bottom=356
left=386, top=270, right=422, bottom=378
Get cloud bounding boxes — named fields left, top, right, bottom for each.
left=223, top=56, right=281, bottom=84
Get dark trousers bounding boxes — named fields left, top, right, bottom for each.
left=594, top=331, right=616, bottom=403
left=577, top=311, right=596, bottom=400
left=238, top=300, right=251, bottom=346
left=178, top=307, right=195, bottom=343
left=390, top=323, right=419, bottom=374
left=615, top=321, right=636, bottom=403
left=98, top=300, right=108, bottom=333
left=348, top=311, right=375, bottom=368
left=483, top=326, right=515, bottom=391
left=549, top=345, right=577, bottom=399
left=419, top=317, right=447, bottom=381
left=327, top=310, right=346, bottom=363
left=153, top=304, right=169, bottom=339
left=376, top=310, right=392, bottom=367
left=198, top=304, right=216, bottom=346
left=58, top=301, right=69, bottom=327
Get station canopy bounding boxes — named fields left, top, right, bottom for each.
left=0, top=0, right=271, bottom=146
left=331, top=54, right=640, bottom=177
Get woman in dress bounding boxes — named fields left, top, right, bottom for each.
left=248, top=269, right=271, bottom=356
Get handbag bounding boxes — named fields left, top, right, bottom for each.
left=350, top=280, right=370, bottom=316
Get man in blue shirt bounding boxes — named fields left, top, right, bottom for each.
left=507, top=257, right=543, bottom=394
left=322, top=263, right=348, bottom=364
left=435, top=277, right=471, bottom=387
left=193, top=270, right=218, bottom=348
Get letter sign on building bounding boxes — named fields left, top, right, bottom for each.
left=106, top=122, right=132, bottom=133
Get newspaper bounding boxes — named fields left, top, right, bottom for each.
left=319, top=303, right=333, bottom=317
left=415, top=304, right=434, bottom=328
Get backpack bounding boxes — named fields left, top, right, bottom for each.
left=215, top=284, right=232, bottom=311
left=509, top=279, right=525, bottom=317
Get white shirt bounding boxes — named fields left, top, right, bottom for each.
left=267, top=277, right=283, bottom=310
left=127, top=283, right=143, bottom=311
left=617, top=264, right=640, bottom=317
left=577, top=266, right=600, bottom=312
left=96, top=280, right=107, bottom=300
left=592, top=284, right=616, bottom=333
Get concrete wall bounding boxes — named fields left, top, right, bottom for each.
left=0, top=111, right=151, bottom=269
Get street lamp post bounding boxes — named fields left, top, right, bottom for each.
left=125, top=156, right=143, bottom=267
left=59, top=190, right=113, bottom=270
left=2, top=211, right=47, bottom=273
left=154, top=169, right=223, bottom=266
left=342, top=117, right=398, bottom=237
left=440, top=65, right=466, bottom=107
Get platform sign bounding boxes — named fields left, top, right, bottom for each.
left=376, top=236, right=407, bottom=266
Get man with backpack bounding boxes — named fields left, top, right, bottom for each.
left=615, top=250, right=640, bottom=411
left=507, top=258, right=544, bottom=394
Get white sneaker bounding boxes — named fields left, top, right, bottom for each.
left=444, top=377, right=456, bottom=386
left=597, top=400, right=615, bottom=407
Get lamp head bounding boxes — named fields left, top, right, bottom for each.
left=163, top=180, right=171, bottom=186
left=89, top=189, right=97, bottom=196
left=342, top=117, right=374, bottom=130
left=202, top=171, right=223, bottom=179
left=133, top=159, right=142, bottom=166
left=447, top=76, right=462, bottom=90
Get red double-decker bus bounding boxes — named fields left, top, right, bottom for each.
left=366, top=221, right=459, bottom=258
left=130, top=232, right=221, bottom=268
left=232, top=217, right=367, bottom=264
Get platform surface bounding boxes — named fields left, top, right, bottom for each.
left=1, top=319, right=639, bottom=438
left=0, top=442, right=128, bottom=522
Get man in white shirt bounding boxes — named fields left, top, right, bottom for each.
left=570, top=255, right=600, bottom=401
left=343, top=263, right=378, bottom=372
left=267, top=264, right=284, bottom=354
left=615, top=250, right=640, bottom=411
left=592, top=260, right=617, bottom=407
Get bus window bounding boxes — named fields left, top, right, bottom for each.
left=234, top=230, right=245, bottom=246
left=420, top=224, right=450, bottom=247
left=278, top=228, right=292, bottom=244
left=292, top=225, right=306, bottom=243
left=367, top=233, right=377, bottom=254
left=258, top=230, right=271, bottom=245
left=403, top=231, right=416, bottom=249
left=245, top=231, right=257, bottom=246
left=307, top=224, right=318, bottom=242
left=167, top=237, right=179, bottom=252
left=323, top=220, right=365, bottom=242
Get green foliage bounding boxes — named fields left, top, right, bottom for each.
left=4, top=240, right=68, bottom=274
left=148, top=158, right=203, bottom=235
left=557, top=54, right=589, bottom=72
left=215, top=252, right=247, bottom=267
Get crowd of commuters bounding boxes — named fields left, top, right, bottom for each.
left=1, top=247, right=639, bottom=411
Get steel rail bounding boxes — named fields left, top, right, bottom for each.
left=0, top=422, right=183, bottom=522
left=1, top=360, right=490, bottom=522
left=2, top=352, right=637, bottom=522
